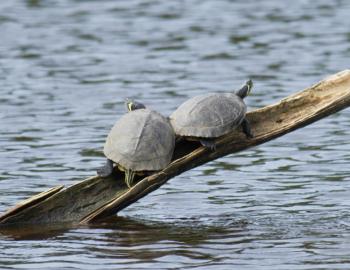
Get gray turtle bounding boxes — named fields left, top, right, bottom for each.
left=169, top=80, right=253, bottom=150
left=97, top=100, right=175, bottom=188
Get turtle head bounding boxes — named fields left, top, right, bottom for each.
left=125, top=99, right=146, bottom=112
left=236, top=79, right=253, bottom=99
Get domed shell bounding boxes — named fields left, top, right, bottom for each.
left=170, top=93, right=246, bottom=138
left=104, top=109, right=175, bottom=172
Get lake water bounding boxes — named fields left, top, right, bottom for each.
left=1, top=0, right=350, bottom=269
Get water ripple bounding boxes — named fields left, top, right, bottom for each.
left=1, top=0, right=350, bottom=269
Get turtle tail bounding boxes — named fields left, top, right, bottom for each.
left=125, top=169, right=135, bottom=188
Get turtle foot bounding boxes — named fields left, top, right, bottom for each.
left=97, top=159, right=114, bottom=177
left=200, top=139, right=216, bottom=151
left=242, top=118, right=254, bottom=139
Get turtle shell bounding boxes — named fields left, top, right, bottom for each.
left=104, top=109, right=175, bottom=172
left=170, top=93, right=246, bottom=138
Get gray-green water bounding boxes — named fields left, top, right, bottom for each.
left=1, top=0, right=350, bottom=269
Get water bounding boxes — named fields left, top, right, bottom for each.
left=1, top=0, right=350, bottom=268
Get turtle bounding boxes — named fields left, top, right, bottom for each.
left=169, top=80, right=254, bottom=150
left=97, top=100, right=175, bottom=188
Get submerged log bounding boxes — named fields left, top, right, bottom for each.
left=1, top=70, right=350, bottom=226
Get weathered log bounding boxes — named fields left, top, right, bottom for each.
left=1, top=70, right=350, bottom=226
left=0, top=185, right=63, bottom=222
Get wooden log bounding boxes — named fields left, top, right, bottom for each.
left=0, top=185, right=63, bottom=223
left=1, top=70, right=350, bottom=226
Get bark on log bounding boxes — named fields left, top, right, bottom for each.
left=1, top=70, right=350, bottom=226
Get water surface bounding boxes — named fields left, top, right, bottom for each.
left=1, top=0, right=350, bottom=269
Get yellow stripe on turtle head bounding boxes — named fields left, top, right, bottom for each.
left=127, top=102, right=133, bottom=112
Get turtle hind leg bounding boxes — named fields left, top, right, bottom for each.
left=97, top=159, right=114, bottom=177
left=241, top=118, right=254, bottom=138
left=200, top=139, right=216, bottom=151
left=125, top=169, right=136, bottom=188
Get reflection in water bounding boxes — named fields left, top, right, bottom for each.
left=0, top=216, right=247, bottom=242
left=0, top=216, right=249, bottom=267
left=1, top=0, right=350, bottom=268
left=2, top=214, right=350, bottom=268
left=0, top=223, right=71, bottom=241
left=85, top=216, right=248, bottom=262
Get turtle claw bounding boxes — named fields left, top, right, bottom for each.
left=97, top=159, right=114, bottom=177
left=200, top=139, right=216, bottom=151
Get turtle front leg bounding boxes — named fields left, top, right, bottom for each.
left=125, top=169, right=135, bottom=188
left=200, top=139, right=216, bottom=151
left=97, top=159, right=114, bottom=177
left=241, top=118, right=253, bottom=138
